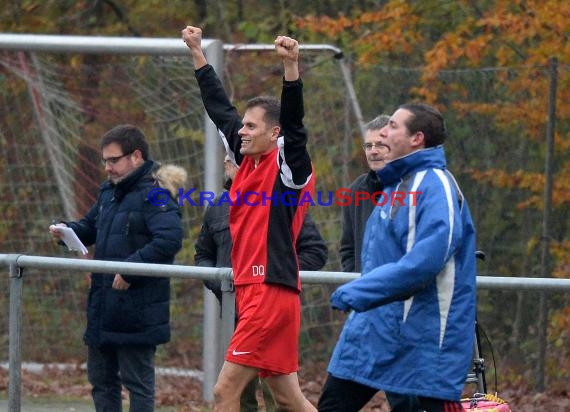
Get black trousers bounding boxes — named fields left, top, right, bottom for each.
left=317, top=373, right=463, bottom=412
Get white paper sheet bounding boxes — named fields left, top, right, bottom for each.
left=49, top=225, right=88, bottom=255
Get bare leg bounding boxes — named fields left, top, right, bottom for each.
left=264, top=372, right=316, bottom=412
left=214, top=361, right=259, bottom=412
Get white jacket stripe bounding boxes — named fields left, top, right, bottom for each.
left=403, top=170, right=426, bottom=322
left=277, top=136, right=312, bottom=189
left=219, top=129, right=238, bottom=166
left=434, top=169, right=456, bottom=347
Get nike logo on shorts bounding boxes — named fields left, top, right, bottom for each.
left=232, top=349, right=251, bottom=356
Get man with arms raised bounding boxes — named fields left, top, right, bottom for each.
left=182, top=26, right=316, bottom=412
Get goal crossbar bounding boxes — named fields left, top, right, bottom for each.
left=0, top=33, right=342, bottom=57
left=0, top=33, right=364, bottom=135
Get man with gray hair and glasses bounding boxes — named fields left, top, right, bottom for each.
left=339, top=114, right=389, bottom=274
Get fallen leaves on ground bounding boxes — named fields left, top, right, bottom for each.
left=1, top=366, right=568, bottom=411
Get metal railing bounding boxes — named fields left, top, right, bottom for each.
left=2, top=253, right=570, bottom=411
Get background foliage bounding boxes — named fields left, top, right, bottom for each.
left=1, top=0, right=568, bottom=405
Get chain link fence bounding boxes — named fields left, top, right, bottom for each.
left=0, top=37, right=568, bottom=397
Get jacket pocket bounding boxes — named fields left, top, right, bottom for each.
left=102, top=288, right=145, bottom=333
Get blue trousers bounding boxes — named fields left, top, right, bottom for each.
left=87, top=344, right=156, bottom=412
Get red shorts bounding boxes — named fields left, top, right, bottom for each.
left=226, top=282, right=300, bottom=377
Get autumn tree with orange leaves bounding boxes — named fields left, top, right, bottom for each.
left=0, top=0, right=567, bottom=396
left=299, top=0, right=569, bottom=277
left=298, top=0, right=569, bottom=389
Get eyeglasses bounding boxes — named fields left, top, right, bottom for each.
left=361, top=142, right=389, bottom=151
left=101, top=152, right=133, bottom=166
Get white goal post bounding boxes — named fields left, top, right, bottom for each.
left=0, top=32, right=364, bottom=403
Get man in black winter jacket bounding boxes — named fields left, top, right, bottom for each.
left=50, top=124, right=185, bottom=412
left=194, top=155, right=328, bottom=411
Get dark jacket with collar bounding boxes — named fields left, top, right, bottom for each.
left=66, top=160, right=184, bottom=347
left=339, top=170, right=383, bottom=273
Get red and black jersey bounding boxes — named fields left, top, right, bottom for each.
left=195, top=65, right=314, bottom=292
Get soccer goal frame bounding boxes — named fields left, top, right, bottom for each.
left=0, top=32, right=364, bottom=402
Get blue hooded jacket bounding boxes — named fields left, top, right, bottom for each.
left=329, top=146, right=477, bottom=401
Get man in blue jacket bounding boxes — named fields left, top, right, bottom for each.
left=339, top=114, right=421, bottom=412
left=50, top=124, right=184, bottom=412
left=319, top=104, right=477, bottom=412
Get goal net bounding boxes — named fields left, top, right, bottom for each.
left=0, top=43, right=357, bottom=373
